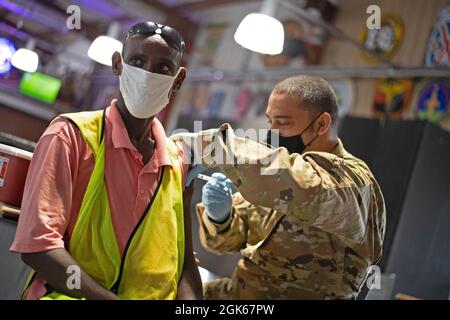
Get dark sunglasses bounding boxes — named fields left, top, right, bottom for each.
left=127, top=21, right=185, bottom=52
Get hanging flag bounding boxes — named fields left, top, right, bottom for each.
left=425, top=5, right=450, bottom=67
left=372, top=78, right=414, bottom=120
left=359, top=13, right=404, bottom=64
left=415, top=79, right=450, bottom=124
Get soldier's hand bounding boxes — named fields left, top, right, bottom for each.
left=202, top=173, right=233, bottom=223
left=169, top=132, right=198, bottom=162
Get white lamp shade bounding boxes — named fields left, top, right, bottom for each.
left=88, top=35, right=123, bottom=66
left=11, top=48, right=39, bottom=73
left=234, top=13, right=284, bottom=55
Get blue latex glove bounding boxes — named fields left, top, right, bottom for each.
left=202, top=172, right=233, bottom=223
left=185, top=165, right=207, bottom=187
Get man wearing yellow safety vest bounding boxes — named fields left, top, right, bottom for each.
left=10, top=22, right=202, bottom=300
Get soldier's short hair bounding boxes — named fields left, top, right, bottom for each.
left=273, top=75, right=339, bottom=122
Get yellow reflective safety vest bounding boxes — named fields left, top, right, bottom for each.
left=23, top=109, right=185, bottom=300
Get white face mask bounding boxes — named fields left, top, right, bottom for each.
left=119, top=61, right=180, bottom=119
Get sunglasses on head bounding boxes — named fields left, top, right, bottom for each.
left=127, top=21, right=185, bottom=52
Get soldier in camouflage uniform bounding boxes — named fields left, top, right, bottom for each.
left=175, top=76, right=386, bottom=299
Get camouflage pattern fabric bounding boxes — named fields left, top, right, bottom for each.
left=188, top=124, right=386, bottom=300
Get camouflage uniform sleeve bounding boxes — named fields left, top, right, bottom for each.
left=196, top=192, right=273, bottom=254
left=196, top=124, right=368, bottom=247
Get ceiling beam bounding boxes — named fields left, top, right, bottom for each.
left=142, top=0, right=192, bottom=22
left=0, top=0, right=69, bottom=33
left=173, top=0, right=261, bottom=12
left=186, top=66, right=450, bottom=82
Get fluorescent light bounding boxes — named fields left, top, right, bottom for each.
left=234, top=13, right=284, bottom=55
left=11, top=48, right=39, bottom=73
left=88, top=23, right=122, bottom=66
left=87, top=35, right=123, bottom=66
left=0, top=37, right=16, bottom=74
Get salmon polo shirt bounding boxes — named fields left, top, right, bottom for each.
left=10, top=99, right=189, bottom=299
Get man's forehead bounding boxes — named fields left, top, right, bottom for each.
left=267, top=93, right=311, bottom=117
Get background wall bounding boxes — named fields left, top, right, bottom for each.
left=169, top=0, right=450, bottom=284
left=322, top=0, right=450, bottom=130
left=170, top=0, right=450, bottom=134
left=0, top=105, right=48, bottom=142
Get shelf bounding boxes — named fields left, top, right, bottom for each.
left=186, top=66, right=450, bottom=83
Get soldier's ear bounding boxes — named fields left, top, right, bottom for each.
left=317, top=113, right=331, bottom=135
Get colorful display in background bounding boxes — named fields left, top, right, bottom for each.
left=197, top=24, right=228, bottom=67
left=425, top=5, right=450, bottom=67
left=416, top=79, right=450, bottom=124
left=372, top=78, right=414, bottom=120
left=233, top=88, right=252, bottom=120
left=359, top=13, right=404, bottom=64
left=176, top=77, right=447, bottom=127
left=205, top=90, right=225, bottom=118
left=0, top=37, right=16, bottom=75
left=19, top=72, right=62, bottom=104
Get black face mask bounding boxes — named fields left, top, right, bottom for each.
left=266, top=113, right=323, bottom=154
